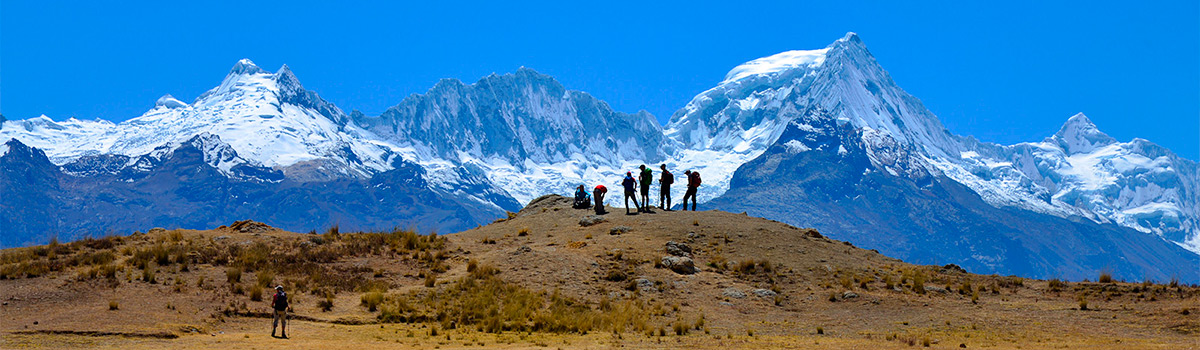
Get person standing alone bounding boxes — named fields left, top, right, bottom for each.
left=622, top=172, right=641, bottom=214
left=271, top=285, right=289, bottom=338
left=638, top=165, right=653, bottom=212
left=681, top=170, right=701, bottom=211
left=658, top=164, right=674, bottom=211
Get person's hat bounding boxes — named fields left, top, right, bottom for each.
left=627, top=171, right=632, bottom=175
left=275, top=285, right=284, bottom=291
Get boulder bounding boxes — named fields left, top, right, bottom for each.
left=723, top=287, right=747, bottom=299
left=665, top=241, right=692, bottom=257
left=579, top=215, right=606, bottom=227
left=609, top=226, right=631, bottom=235
left=751, top=288, right=777, bottom=298
left=661, top=256, right=697, bottom=274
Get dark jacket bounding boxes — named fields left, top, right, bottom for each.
left=622, top=176, right=637, bottom=193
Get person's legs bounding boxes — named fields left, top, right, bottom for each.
left=272, top=310, right=280, bottom=336
left=690, top=188, right=697, bottom=211
left=640, top=186, right=650, bottom=210
left=281, top=309, right=288, bottom=337
left=624, top=192, right=632, bottom=213
left=683, top=187, right=697, bottom=211
left=661, top=187, right=671, bottom=210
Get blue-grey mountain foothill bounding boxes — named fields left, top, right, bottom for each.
left=1, top=33, right=1196, bottom=283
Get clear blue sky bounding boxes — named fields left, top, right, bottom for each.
left=2, top=1, right=1197, bottom=159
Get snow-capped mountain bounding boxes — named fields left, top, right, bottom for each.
left=663, top=32, right=1199, bottom=255
left=0, top=59, right=393, bottom=182
left=353, top=67, right=667, bottom=204
left=705, top=111, right=1199, bottom=282
left=955, top=114, right=1200, bottom=252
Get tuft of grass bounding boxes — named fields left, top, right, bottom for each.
left=226, top=267, right=242, bottom=284
left=1048, top=278, right=1065, bottom=292
left=424, top=274, right=437, bottom=288
left=604, top=269, right=628, bottom=282
left=250, top=285, right=263, bottom=301
left=361, top=291, right=385, bottom=312
left=108, top=300, right=119, bottom=311
left=1098, top=270, right=1114, bottom=284
left=467, top=259, right=478, bottom=273
left=673, top=320, right=689, bottom=335
left=816, top=326, right=824, bottom=335
left=256, top=270, right=275, bottom=288
left=141, top=263, right=157, bottom=283
left=318, top=297, right=334, bottom=312
left=1078, top=295, right=1088, bottom=310
left=517, top=228, right=530, bottom=237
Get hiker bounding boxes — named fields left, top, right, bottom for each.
left=622, top=172, right=641, bottom=214
left=573, top=185, right=591, bottom=209
left=659, top=164, right=673, bottom=211
left=681, top=170, right=701, bottom=211
left=638, top=165, right=653, bottom=212
left=271, top=285, right=289, bottom=338
left=593, top=185, right=608, bottom=215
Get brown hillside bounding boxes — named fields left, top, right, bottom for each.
left=1, top=196, right=1196, bottom=349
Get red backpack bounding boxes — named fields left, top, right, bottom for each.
left=690, top=171, right=702, bottom=187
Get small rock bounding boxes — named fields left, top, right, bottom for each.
left=842, top=291, right=859, bottom=299
left=751, top=288, right=777, bottom=298
left=924, top=286, right=948, bottom=294
left=660, top=256, right=697, bottom=274
left=579, top=215, right=606, bottom=227
left=609, top=226, right=631, bottom=235
left=635, top=278, right=655, bottom=293
left=514, top=246, right=532, bottom=255
left=214, top=235, right=230, bottom=242
left=722, top=287, right=747, bottom=299
left=719, top=302, right=735, bottom=306
left=665, top=241, right=692, bottom=257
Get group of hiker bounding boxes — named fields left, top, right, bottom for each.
left=573, top=164, right=702, bottom=215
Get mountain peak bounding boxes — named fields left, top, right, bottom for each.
left=1053, top=113, right=1117, bottom=154
left=839, top=32, right=861, bottom=43
left=154, top=94, right=189, bottom=109
left=722, top=48, right=831, bottom=84
left=229, top=58, right=265, bottom=76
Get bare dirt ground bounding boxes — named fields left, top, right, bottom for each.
left=2, top=195, right=1197, bottom=349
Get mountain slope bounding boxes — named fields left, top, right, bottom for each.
left=0, top=136, right=499, bottom=247
left=706, top=115, right=1200, bottom=282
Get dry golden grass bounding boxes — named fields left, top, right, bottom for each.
left=1, top=198, right=1197, bottom=349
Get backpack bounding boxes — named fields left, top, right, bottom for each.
left=662, top=171, right=674, bottom=185
left=640, top=168, right=653, bottom=184
left=273, top=291, right=289, bottom=310
left=690, top=171, right=702, bottom=187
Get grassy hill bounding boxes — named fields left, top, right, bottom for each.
left=1, top=195, right=1196, bottom=349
